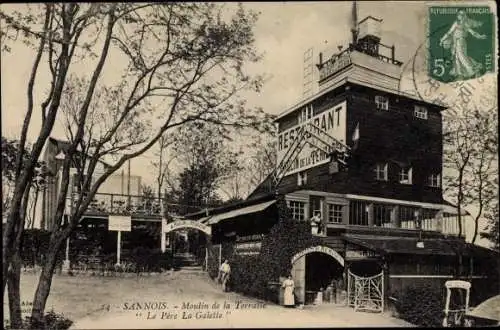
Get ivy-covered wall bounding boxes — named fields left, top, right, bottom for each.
left=218, top=196, right=323, bottom=302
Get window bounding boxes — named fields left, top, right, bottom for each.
left=288, top=201, right=306, bottom=221
left=414, top=105, right=428, bottom=119
left=374, top=163, right=388, bottom=181
left=297, top=171, right=307, bottom=186
left=375, top=95, right=389, bottom=110
left=428, top=173, right=441, bottom=187
left=399, top=167, right=413, bottom=184
left=349, top=200, right=369, bottom=226
left=399, top=206, right=419, bottom=229
left=373, top=204, right=393, bottom=227
left=298, top=104, right=313, bottom=124
left=328, top=204, right=343, bottom=223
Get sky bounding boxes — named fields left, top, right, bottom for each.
left=1, top=1, right=497, bottom=246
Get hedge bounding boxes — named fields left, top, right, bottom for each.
left=227, top=196, right=322, bottom=303
left=20, top=229, right=64, bottom=268
left=392, top=283, right=446, bottom=327
left=4, top=310, right=73, bottom=330
left=130, top=247, right=174, bottom=272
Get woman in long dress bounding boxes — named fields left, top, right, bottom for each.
left=282, top=275, right=295, bottom=307
left=439, top=10, right=487, bottom=80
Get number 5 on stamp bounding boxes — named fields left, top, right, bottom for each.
left=428, top=6, right=495, bottom=83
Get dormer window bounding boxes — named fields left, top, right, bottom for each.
left=298, top=171, right=307, bottom=186
left=298, top=104, right=313, bottom=124
left=375, top=95, right=389, bottom=110
left=399, top=167, right=413, bottom=185
left=414, top=105, right=428, bottom=120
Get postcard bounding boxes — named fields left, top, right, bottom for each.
left=1, top=1, right=498, bottom=329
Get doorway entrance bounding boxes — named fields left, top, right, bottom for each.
left=291, top=246, right=345, bottom=305
left=305, top=252, right=344, bottom=304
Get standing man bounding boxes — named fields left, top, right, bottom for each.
left=219, top=260, right=231, bottom=292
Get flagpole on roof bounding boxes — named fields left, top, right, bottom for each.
left=351, top=1, right=359, bottom=45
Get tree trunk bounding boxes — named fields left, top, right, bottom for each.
left=472, top=217, right=480, bottom=244
left=3, top=207, right=21, bottom=294
left=30, top=233, right=65, bottom=328
left=31, top=187, right=40, bottom=230
left=7, top=252, right=23, bottom=329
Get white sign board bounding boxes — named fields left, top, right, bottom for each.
left=162, top=220, right=211, bottom=235
left=277, top=100, right=347, bottom=176
left=108, top=215, right=132, bottom=232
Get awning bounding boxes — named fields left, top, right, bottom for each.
left=466, top=295, right=500, bottom=321
left=342, top=234, right=471, bottom=256
left=199, top=200, right=276, bottom=226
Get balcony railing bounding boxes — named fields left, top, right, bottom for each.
left=69, top=193, right=165, bottom=217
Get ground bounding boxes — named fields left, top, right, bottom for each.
left=4, top=269, right=414, bottom=328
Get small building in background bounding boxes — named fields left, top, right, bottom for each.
left=33, top=137, right=142, bottom=231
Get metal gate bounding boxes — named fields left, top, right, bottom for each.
left=347, top=269, right=384, bottom=313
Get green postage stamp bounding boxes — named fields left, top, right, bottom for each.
left=428, top=6, right=495, bottom=82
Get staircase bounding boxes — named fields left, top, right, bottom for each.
left=173, top=252, right=203, bottom=273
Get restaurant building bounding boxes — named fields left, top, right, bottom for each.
left=187, top=16, right=498, bottom=310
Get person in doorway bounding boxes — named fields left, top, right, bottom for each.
left=310, top=211, right=322, bottom=235
left=282, top=275, right=295, bottom=308
left=219, top=260, right=231, bottom=292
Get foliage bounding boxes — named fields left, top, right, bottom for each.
left=150, top=135, right=175, bottom=205
left=443, top=108, right=498, bottom=243
left=1, top=137, right=44, bottom=224
left=130, top=247, right=173, bottom=272
left=246, top=132, right=277, bottom=192
left=230, top=254, right=269, bottom=300
left=393, top=284, right=445, bottom=327
left=481, top=199, right=499, bottom=250
left=20, top=229, right=64, bottom=268
left=1, top=2, right=271, bottom=325
left=1, top=137, right=28, bottom=182
left=139, top=184, right=157, bottom=213
left=4, top=311, right=73, bottom=330
left=227, top=196, right=321, bottom=302
left=173, top=122, right=240, bottom=212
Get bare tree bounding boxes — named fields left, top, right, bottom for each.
left=1, top=3, right=270, bottom=327
left=151, top=135, right=175, bottom=203
left=171, top=122, right=240, bottom=213
left=443, top=107, right=498, bottom=245
left=465, top=109, right=498, bottom=244
left=481, top=199, right=499, bottom=250
left=246, top=132, right=277, bottom=193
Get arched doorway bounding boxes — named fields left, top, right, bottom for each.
left=162, top=219, right=212, bottom=269
left=291, top=246, right=345, bottom=305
